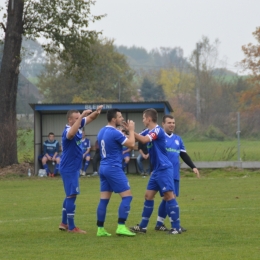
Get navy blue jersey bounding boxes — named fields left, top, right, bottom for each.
left=140, top=125, right=172, bottom=172
left=60, top=118, right=86, bottom=173
left=81, top=138, right=91, bottom=154
left=43, top=139, right=59, bottom=155
left=165, top=133, right=186, bottom=180
left=97, top=126, right=127, bottom=168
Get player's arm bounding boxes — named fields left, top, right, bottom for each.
left=123, top=120, right=135, bottom=149
left=134, top=132, right=151, bottom=144
left=86, top=147, right=91, bottom=154
left=85, top=105, right=103, bottom=125
left=180, top=152, right=200, bottom=178
left=67, top=110, right=92, bottom=139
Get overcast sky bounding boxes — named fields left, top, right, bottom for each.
left=1, top=0, right=259, bottom=74
left=89, top=0, right=260, bottom=74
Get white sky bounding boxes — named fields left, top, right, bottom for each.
left=1, top=0, right=259, bottom=74
left=89, top=0, right=260, bottom=74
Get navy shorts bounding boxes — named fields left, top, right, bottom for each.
left=99, top=165, right=130, bottom=193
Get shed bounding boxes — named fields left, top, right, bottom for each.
left=30, top=101, right=173, bottom=175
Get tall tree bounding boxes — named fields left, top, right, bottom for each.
left=0, top=0, right=104, bottom=167
left=240, top=27, right=260, bottom=112
left=140, top=78, right=165, bottom=101
left=38, top=39, right=136, bottom=103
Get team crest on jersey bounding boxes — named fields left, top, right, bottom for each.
left=175, top=140, right=180, bottom=145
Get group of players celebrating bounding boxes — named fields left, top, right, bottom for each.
left=58, top=106, right=199, bottom=236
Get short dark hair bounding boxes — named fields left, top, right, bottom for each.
left=66, top=110, right=79, bottom=119
left=162, top=114, right=174, bottom=123
left=48, top=132, right=54, bottom=136
left=107, top=109, right=121, bottom=122
left=143, top=108, right=157, bottom=123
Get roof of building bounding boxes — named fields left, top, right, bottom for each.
left=30, top=101, right=173, bottom=114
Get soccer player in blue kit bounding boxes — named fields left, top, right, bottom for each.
left=155, top=115, right=200, bottom=232
left=59, top=105, right=103, bottom=234
left=130, top=108, right=182, bottom=235
left=96, top=109, right=136, bottom=237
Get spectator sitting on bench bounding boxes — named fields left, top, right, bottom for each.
left=41, top=132, right=60, bottom=177
left=80, top=132, right=91, bottom=176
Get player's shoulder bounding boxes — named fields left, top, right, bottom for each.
left=173, top=134, right=183, bottom=142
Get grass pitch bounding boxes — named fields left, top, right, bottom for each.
left=0, top=170, right=259, bottom=260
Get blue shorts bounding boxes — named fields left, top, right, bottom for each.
left=174, top=179, right=180, bottom=197
left=61, top=171, right=80, bottom=196
left=147, top=167, right=175, bottom=197
left=99, top=165, right=130, bottom=193
left=123, top=152, right=130, bottom=159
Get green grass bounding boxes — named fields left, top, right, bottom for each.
left=183, top=139, right=260, bottom=161
left=0, top=170, right=259, bottom=260
left=16, top=129, right=260, bottom=162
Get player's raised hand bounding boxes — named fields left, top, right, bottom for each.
left=96, top=105, right=103, bottom=114
left=82, top=110, right=93, bottom=117
left=127, top=120, right=135, bottom=131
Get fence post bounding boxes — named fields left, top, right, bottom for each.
left=236, top=112, right=241, bottom=161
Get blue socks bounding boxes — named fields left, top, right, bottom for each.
left=43, top=164, right=50, bottom=174
left=61, top=198, right=67, bottom=225
left=167, top=199, right=180, bottom=229
left=140, top=200, right=154, bottom=228
left=54, top=164, right=59, bottom=175
left=66, top=197, right=76, bottom=230
left=97, top=199, right=110, bottom=227
left=122, top=161, right=128, bottom=171
left=118, top=196, right=132, bottom=224
left=83, top=160, right=89, bottom=172
left=156, top=199, right=167, bottom=226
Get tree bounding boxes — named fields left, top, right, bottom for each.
left=0, top=0, right=104, bottom=167
left=240, top=27, right=260, bottom=112
left=239, top=27, right=260, bottom=136
left=38, top=39, right=136, bottom=103
left=140, top=78, right=165, bottom=101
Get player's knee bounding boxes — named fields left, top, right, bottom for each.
left=144, top=193, right=154, bottom=200
left=163, top=191, right=175, bottom=201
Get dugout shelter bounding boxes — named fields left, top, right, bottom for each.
left=30, top=101, right=173, bottom=175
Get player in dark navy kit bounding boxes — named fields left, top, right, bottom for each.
left=130, top=108, right=182, bottom=235
left=155, top=115, right=200, bottom=232
left=41, top=132, right=60, bottom=177
left=96, top=109, right=136, bottom=237
left=80, top=132, right=91, bottom=176
left=59, top=105, right=103, bottom=234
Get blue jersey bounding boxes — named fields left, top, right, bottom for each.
left=43, top=139, right=59, bottom=155
left=97, top=126, right=127, bottom=168
left=165, top=133, right=186, bottom=180
left=140, top=125, right=172, bottom=172
left=81, top=138, right=91, bottom=154
left=60, top=118, right=86, bottom=174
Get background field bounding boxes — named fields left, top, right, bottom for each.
left=17, top=129, right=260, bottom=163
left=0, top=170, right=259, bottom=260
